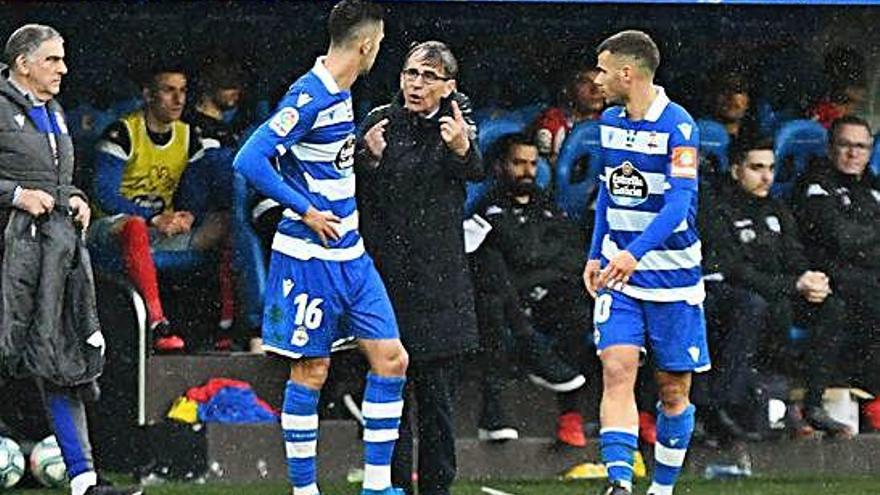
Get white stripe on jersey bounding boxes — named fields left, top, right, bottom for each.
left=96, top=140, right=129, bottom=161
left=303, top=171, right=355, bottom=201
left=606, top=208, right=688, bottom=233
left=620, top=281, right=705, bottom=305
left=601, top=235, right=701, bottom=271
left=283, top=209, right=359, bottom=237
left=272, top=233, right=365, bottom=261
left=291, top=139, right=347, bottom=163
left=600, top=125, right=669, bottom=155
left=604, top=167, right=669, bottom=194
left=313, top=100, right=354, bottom=130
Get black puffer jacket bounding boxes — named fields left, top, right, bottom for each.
left=356, top=92, right=483, bottom=361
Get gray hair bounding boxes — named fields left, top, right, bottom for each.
left=4, top=24, right=62, bottom=67
left=404, top=41, right=458, bottom=79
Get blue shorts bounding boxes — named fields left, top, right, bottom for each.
left=261, top=252, right=399, bottom=359
left=592, top=290, right=710, bottom=373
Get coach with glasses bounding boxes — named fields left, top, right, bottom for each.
left=356, top=40, right=483, bottom=495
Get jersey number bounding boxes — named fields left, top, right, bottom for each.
left=293, top=293, right=325, bottom=330
left=594, top=293, right=613, bottom=324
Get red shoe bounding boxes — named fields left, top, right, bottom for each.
left=214, top=335, right=233, bottom=352
left=152, top=320, right=185, bottom=353
left=863, top=398, right=880, bottom=431
left=556, top=411, right=587, bottom=447
left=639, top=411, right=657, bottom=445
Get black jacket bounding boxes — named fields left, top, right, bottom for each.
left=0, top=70, right=103, bottom=386
left=792, top=163, right=880, bottom=297
left=701, top=179, right=809, bottom=301
left=356, top=92, right=483, bottom=361
left=469, top=186, right=586, bottom=334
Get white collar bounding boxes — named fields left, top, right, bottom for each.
left=7, top=75, right=45, bottom=107
left=312, top=56, right=341, bottom=95
left=618, top=85, right=668, bottom=122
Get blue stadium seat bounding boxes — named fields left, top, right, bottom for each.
left=772, top=119, right=827, bottom=198
left=696, top=118, right=730, bottom=181
left=554, top=120, right=602, bottom=221
left=870, top=133, right=880, bottom=178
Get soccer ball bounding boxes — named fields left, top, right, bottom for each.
left=30, top=435, right=67, bottom=487
left=0, top=436, right=25, bottom=489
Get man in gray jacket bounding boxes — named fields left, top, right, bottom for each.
left=0, top=24, right=141, bottom=495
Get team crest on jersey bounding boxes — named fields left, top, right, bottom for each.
left=607, top=161, right=649, bottom=207
left=335, top=134, right=356, bottom=170
left=291, top=326, right=309, bottom=347
left=269, top=107, right=299, bottom=137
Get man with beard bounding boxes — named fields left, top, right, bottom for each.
left=469, top=133, right=591, bottom=447
left=584, top=30, right=707, bottom=495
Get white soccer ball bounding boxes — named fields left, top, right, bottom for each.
left=30, top=435, right=67, bottom=487
left=0, top=436, right=25, bottom=489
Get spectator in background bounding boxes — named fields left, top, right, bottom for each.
left=793, top=116, right=880, bottom=429
left=357, top=41, right=483, bottom=495
left=531, top=64, right=604, bottom=168
left=90, top=62, right=232, bottom=353
left=701, top=138, right=852, bottom=439
left=808, top=46, right=867, bottom=129
left=469, top=133, right=591, bottom=447
left=708, top=72, right=758, bottom=149
left=0, top=23, right=142, bottom=495
left=188, top=58, right=248, bottom=149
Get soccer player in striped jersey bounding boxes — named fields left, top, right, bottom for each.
left=583, top=31, right=709, bottom=495
left=233, top=2, right=408, bottom=495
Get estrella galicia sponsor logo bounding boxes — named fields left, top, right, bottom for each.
left=607, top=161, right=649, bottom=207
left=335, top=134, right=356, bottom=171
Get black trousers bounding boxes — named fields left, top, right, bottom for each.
left=391, top=357, right=460, bottom=495
left=703, top=283, right=765, bottom=407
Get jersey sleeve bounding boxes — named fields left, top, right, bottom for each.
left=665, top=114, right=700, bottom=191
left=232, top=87, right=321, bottom=215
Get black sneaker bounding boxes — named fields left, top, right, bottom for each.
left=601, top=481, right=631, bottom=495
left=714, top=407, right=763, bottom=442
left=518, top=335, right=586, bottom=392
left=804, top=406, right=854, bottom=438
left=85, top=485, right=144, bottom=495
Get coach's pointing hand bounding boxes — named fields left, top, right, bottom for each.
left=439, top=100, right=470, bottom=158
left=302, top=206, right=341, bottom=247
left=364, top=117, right=389, bottom=162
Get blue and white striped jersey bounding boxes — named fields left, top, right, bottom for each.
left=590, top=87, right=704, bottom=303
left=235, top=58, right=363, bottom=262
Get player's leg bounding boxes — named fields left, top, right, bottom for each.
left=593, top=291, right=644, bottom=494
left=261, top=254, right=341, bottom=495
left=285, top=358, right=331, bottom=495
left=645, top=300, right=709, bottom=495
left=348, top=256, right=408, bottom=495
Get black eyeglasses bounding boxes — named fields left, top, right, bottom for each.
left=401, top=67, right=450, bottom=84
left=834, top=139, right=873, bottom=151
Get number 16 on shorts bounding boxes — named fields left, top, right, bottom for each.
left=290, top=293, right=324, bottom=346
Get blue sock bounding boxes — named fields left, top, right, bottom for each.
left=361, top=372, right=406, bottom=493
left=46, top=392, right=93, bottom=478
left=282, top=381, right=320, bottom=495
left=600, top=427, right=638, bottom=491
left=650, top=404, right=696, bottom=495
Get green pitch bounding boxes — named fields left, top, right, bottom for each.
left=14, top=477, right=880, bottom=495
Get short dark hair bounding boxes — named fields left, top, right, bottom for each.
left=596, top=30, right=660, bottom=75
left=328, top=0, right=384, bottom=47
left=730, top=136, right=775, bottom=167
left=4, top=24, right=61, bottom=67
left=493, top=133, right=537, bottom=166
left=140, top=60, right=187, bottom=91
left=404, top=41, right=458, bottom=80
left=829, top=115, right=873, bottom=145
